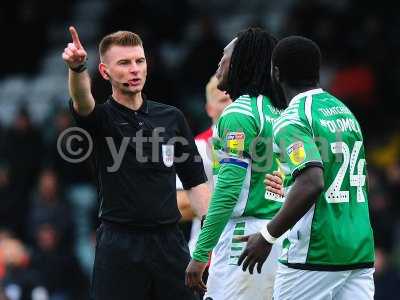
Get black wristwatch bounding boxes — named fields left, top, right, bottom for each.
left=70, top=62, right=87, bottom=73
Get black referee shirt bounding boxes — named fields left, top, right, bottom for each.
left=69, top=97, right=207, bottom=228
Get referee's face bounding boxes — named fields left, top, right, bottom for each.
left=100, top=45, right=147, bottom=95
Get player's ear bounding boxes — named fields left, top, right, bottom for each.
left=98, top=63, right=110, bottom=80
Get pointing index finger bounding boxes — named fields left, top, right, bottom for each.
left=69, top=26, right=82, bottom=49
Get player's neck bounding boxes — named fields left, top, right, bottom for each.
left=285, top=84, right=319, bottom=105
left=112, top=90, right=143, bottom=111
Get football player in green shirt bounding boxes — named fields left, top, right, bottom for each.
left=238, top=36, right=375, bottom=300
left=185, top=28, right=286, bottom=300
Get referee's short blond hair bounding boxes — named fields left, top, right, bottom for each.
left=99, top=31, right=143, bottom=61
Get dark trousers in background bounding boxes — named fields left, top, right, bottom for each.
left=91, top=222, right=199, bottom=300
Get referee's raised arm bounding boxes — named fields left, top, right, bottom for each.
left=62, top=26, right=95, bottom=116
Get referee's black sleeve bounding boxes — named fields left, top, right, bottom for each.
left=69, top=99, right=104, bottom=134
left=174, top=110, right=207, bottom=190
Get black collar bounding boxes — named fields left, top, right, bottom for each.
left=109, top=96, right=149, bottom=115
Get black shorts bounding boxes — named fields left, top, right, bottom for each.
left=91, top=222, right=198, bottom=300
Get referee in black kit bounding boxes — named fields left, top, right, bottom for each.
left=62, top=26, right=210, bottom=300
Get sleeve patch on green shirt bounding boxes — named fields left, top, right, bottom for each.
left=287, top=141, right=306, bottom=165
left=226, top=132, right=245, bottom=156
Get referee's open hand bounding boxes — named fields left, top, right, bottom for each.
left=185, top=259, right=207, bottom=293
left=62, top=26, right=88, bottom=69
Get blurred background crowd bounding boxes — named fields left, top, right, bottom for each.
left=0, top=0, right=399, bottom=299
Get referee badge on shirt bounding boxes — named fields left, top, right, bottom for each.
left=162, top=144, right=174, bottom=167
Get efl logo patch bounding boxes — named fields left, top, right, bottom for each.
left=287, top=142, right=306, bottom=165
left=226, top=132, right=245, bottom=156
